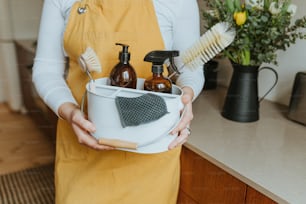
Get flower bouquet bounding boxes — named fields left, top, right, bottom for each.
left=203, top=0, right=306, bottom=66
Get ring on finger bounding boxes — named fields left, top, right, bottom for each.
left=186, top=127, right=191, bottom=135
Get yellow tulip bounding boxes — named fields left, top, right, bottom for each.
left=234, top=11, right=247, bottom=26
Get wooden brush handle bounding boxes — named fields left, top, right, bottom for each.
left=98, top=138, right=138, bottom=150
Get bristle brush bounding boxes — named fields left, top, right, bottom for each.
left=79, top=47, right=102, bottom=92
left=79, top=47, right=102, bottom=74
left=169, top=22, right=235, bottom=78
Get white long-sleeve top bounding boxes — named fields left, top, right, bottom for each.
left=32, top=0, right=204, bottom=116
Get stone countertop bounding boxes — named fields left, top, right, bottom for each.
left=186, top=87, right=306, bottom=204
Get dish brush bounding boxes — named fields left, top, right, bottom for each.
left=169, top=22, right=236, bottom=78
left=79, top=47, right=102, bottom=92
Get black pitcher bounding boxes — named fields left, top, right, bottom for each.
left=221, top=62, right=278, bottom=122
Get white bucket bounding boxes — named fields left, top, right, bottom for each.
left=85, top=78, right=184, bottom=154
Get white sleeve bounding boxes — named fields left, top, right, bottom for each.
left=32, top=0, right=78, bottom=116
left=172, top=0, right=205, bottom=100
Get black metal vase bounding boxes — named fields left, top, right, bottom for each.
left=203, top=60, right=219, bottom=90
left=221, top=62, right=278, bottom=122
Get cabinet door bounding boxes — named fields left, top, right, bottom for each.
left=177, top=190, right=198, bottom=204
left=180, top=147, right=246, bottom=203
left=246, top=187, right=277, bottom=204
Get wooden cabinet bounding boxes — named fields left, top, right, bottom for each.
left=177, top=190, right=198, bottom=204
left=246, top=187, right=277, bottom=204
left=178, top=147, right=277, bottom=204
left=15, top=40, right=57, bottom=139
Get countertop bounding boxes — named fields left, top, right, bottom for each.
left=186, top=87, right=306, bottom=204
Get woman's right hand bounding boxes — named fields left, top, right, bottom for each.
left=58, top=102, right=115, bottom=150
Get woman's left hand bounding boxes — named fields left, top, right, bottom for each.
left=168, top=87, right=194, bottom=150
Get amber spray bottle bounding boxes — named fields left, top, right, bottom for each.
left=110, top=43, right=137, bottom=89
left=143, top=50, right=179, bottom=93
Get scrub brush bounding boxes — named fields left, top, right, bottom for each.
left=78, top=47, right=102, bottom=92
left=169, top=22, right=235, bottom=78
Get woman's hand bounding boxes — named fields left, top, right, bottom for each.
left=58, top=102, right=114, bottom=150
left=168, top=87, right=194, bottom=150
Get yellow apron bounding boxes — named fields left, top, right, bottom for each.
left=55, top=0, right=181, bottom=203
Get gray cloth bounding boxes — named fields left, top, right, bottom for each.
left=115, top=93, right=169, bottom=128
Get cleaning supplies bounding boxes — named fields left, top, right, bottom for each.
left=85, top=78, right=184, bottom=153
left=181, top=22, right=235, bottom=69
left=143, top=50, right=179, bottom=93
left=115, top=93, right=169, bottom=128
left=168, top=22, right=236, bottom=79
left=110, top=43, right=137, bottom=89
left=78, top=47, right=102, bottom=92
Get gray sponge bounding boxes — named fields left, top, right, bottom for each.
left=115, top=93, right=169, bottom=128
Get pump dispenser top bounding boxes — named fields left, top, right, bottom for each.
left=143, top=50, right=179, bottom=93
left=117, top=43, right=130, bottom=64
left=110, top=43, right=137, bottom=89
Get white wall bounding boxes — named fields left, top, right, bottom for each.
left=0, top=0, right=13, bottom=102
left=9, top=0, right=43, bottom=39
left=257, top=0, right=306, bottom=105
left=199, top=0, right=306, bottom=106
left=0, top=0, right=42, bottom=110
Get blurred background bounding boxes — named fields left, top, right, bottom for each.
left=0, top=0, right=305, bottom=113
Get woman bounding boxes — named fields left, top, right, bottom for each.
left=33, top=0, right=204, bottom=203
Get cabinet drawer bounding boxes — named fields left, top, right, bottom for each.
left=180, top=147, right=246, bottom=203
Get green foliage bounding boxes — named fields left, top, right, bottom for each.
left=202, top=0, right=306, bottom=65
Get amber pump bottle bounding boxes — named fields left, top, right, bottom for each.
left=143, top=50, right=179, bottom=93
left=110, top=43, right=137, bottom=89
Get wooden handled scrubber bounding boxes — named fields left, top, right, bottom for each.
left=78, top=47, right=102, bottom=92
left=169, top=22, right=236, bottom=78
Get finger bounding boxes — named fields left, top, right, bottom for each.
left=168, top=128, right=190, bottom=149
left=73, top=125, right=114, bottom=150
left=171, top=106, right=193, bottom=134
left=71, top=119, right=114, bottom=150
left=170, top=87, right=193, bottom=134
left=88, top=141, right=115, bottom=151
left=171, top=121, right=190, bottom=135
left=168, top=135, right=188, bottom=150
left=71, top=110, right=96, bottom=133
